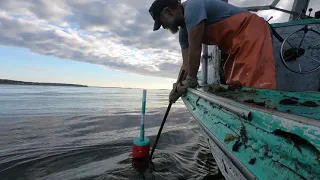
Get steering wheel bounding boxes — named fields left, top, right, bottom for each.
left=280, top=25, right=320, bottom=74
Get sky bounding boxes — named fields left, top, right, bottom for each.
left=0, top=0, right=319, bottom=89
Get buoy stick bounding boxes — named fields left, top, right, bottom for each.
left=140, top=89, right=146, bottom=141
left=132, top=89, right=150, bottom=159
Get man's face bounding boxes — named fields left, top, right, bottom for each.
left=159, top=9, right=179, bottom=34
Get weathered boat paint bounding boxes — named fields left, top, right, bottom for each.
left=182, top=88, right=320, bottom=179
left=182, top=1, right=320, bottom=179
left=203, top=84, right=320, bottom=120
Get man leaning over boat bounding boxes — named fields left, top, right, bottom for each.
left=148, top=0, right=277, bottom=103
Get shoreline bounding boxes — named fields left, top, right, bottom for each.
left=0, top=79, right=171, bottom=90
left=0, top=79, right=88, bottom=87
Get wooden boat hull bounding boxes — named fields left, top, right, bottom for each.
left=182, top=86, right=320, bottom=180
left=181, top=0, right=320, bottom=177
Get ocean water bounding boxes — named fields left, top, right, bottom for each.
left=0, top=85, right=222, bottom=180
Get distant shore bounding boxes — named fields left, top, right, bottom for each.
left=0, top=79, right=88, bottom=87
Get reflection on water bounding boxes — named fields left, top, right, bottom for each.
left=0, top=85, right=223, bottom=179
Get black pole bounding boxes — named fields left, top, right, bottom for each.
left=149, top=70, right=185, bottom=159
left=149, top=102, right=172, bottom=159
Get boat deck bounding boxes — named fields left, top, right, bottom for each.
left=202, top=84, right=320, bottom=121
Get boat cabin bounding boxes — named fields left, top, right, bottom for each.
left=199, top=0, right=320, bottom=92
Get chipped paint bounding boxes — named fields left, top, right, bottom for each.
left=270, top=114, right=319, bottom=142
left=224, top=133, right=236, bottom=144
left=202, top=84, right=320, bottom=120
left=182, top=89, right=320, bottom=180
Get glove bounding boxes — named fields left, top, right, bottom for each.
left=176, top=76, right=198, bottom=95
left=169, top=83, right=181, bottom=103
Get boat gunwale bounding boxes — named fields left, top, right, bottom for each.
left=271, top=19, right=320, bottom=28
left=188, top=87, right=320, bottom=127
left=183, top=89, right=320, bottom=179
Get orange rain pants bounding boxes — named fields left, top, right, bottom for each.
left=202, top=12, right=276, bottom=89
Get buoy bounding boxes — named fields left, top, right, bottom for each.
left=132, top=89, right=150, bottom=159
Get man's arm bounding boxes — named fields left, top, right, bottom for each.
left=177, top=26, right=189, bottom=82
left=177, top=48, right=189, bottom=81
left=181, top=0, right=207, bottom=78
left=187, top=20, right=205, bottom=78
left=169, top=48, right=189, bottom=103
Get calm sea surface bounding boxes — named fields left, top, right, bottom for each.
left=0, top=85, right=222, bottom=180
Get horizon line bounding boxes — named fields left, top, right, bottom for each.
left=0, top=78, right=171, bottom=90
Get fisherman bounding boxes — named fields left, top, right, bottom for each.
left=148, top=0, right=277, bottom=103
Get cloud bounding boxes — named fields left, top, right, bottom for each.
left=0, top=0, right=318, bottom=79
left=0, top=0, right=181, bottom=79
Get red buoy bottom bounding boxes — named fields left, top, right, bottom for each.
left=132, top=156, right=150, bottom=173
left=132, top=144, right=150, bottom=159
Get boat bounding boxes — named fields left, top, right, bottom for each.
left=181, top=0, right=320, bottom=179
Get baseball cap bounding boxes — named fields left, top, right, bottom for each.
left=148, top=0, right=179, bottom=31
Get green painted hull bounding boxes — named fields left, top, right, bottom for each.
left=182, top=18, right=320, bottom=180
left=182, top=85, right=320, bottom=180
